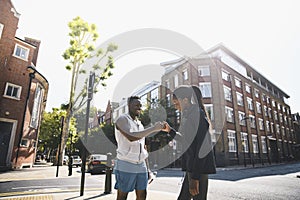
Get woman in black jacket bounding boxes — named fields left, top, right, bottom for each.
left=173, top=85, right=216, bottom=200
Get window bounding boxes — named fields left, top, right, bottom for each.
left=165, top=79, right=170, bottom=89
left=140, top=95, right=147, bottom=110
left=30, top=85, right=44, bottom=128
left=225, top=106, right=234, bottom=123
left=150, top=88, right=159, bottom=102
left=238, top=111, right=246, bottom=126
left=222, top=70, right=230, bottom=81
left=0, top=23, right=4, bottom=39
left=270, top=122, right=274, bottom=133
left=199, top=82, right=212, bottom=98
left=277, top=103, right=281, bottom=111
left=256, top=102, right=262, bottom=114
left=247, top=97, right=253, bottom=110
left=279, top=113, right=283, bottom=123
left=276, top=124, right=280, bottom=134
left=182, top=69, right=188, bottom=80
left=198, top=65, right=210, bottom=76
left=228, top=130, right=237, bottom=152
left=264, top=106, right=268, bottom=117
left=274, top=111, right=278, bottom=121
left=166, top=94, right=171, bottom=107
left=236, top=92, right=244, bottom=106
left=258, top=118, right=264, bottom=130
left=174, top=74, right=178, bottom=88
left=245, top=84, right=251, bottom=93
left=266, top=96, right=270, bottom=104
left=266, top=121, right=270, bottom=132
left=224, top=86, right=232, bottom=101
left=272, top=100, right=276, bottom=107
left=249, top=115, right=256, bottom=128
left=205, top=104, right=214, bottom=121
left=14, top=44, right=29, bottom=60
left=241, top=132, right=249, bottom=152
left=254, top=89, right=259, bottom=98
left=235, top=78, right=242, bottom=88
left=261, top=136, right=267, bottom=153
left=20, top=139, right=29, bottom=147
left=262, top=93, right=266, bottom=102
left=4, top=83, right=22, bottom=99
left=268, top=108, right=272, bottom=118
left=252, top=135, right=259, bottom=153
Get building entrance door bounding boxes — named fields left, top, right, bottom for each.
left=0, top=121, right=13, bottom=166
left=269, top=139, right=279, bottom=163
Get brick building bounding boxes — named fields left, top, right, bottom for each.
left=161, top=44, right=296, bottom=167
left=0, top=0, right=49, bottom=170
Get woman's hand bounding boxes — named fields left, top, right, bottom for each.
left=189, top=178, right=199, bottom=196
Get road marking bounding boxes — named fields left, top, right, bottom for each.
left=0, top=188, right=104, bottom=198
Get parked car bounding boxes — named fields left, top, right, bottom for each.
left=63, top=156, right=69, bottom=165
left=86, top=154, right=107, bottom=174
left=71, top=155, right=82, bottom=167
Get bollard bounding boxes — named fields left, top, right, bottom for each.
left=68, top=155, right=73, bottom=176
left=104, top=152, right=112, bottom=194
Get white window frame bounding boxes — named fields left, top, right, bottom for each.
left=254, top=89, right=259, bottom=98
left=224, top=85, right=232, bottom=101
left=182, top=69, right=188, bottom=80
left=205, top=104, right=214, bottom=121
left=228, top=130, right=237, bottom=152
left=249, top=115, right=256, bottom=128
left=241, top=132, right=249, bottom=153
left=256, top=102, right=262, bottom=114
left=13, top=44, right=29, bottom=61
left=4, top=82, right=22, bottom=100
left=247, top=97, right=253, bottom=110
left=222, top=70, right=231, bottom=82
left=252, top=134, right=259, bottom=153
left=225, top=106, right=234, bottom=123
left=198, top=65, right=210, bottom=76
left=165, top=79, right=170, bottom=89
left=0, top=23, right=4, bottom=39
left=235, top=78, right=242, bottom=88
left=199, top=82, right=212, bottom=98
left=239, top=111, right=246, bottom=126
left=174, top=74, right=179, bottom=88
left=236, top=92, right=244, bottom=106
left=270, top=122, right=274, bottom=133
left=266, top=121, right=270, bottom=132
left=261, top=136, right=267, bottom=153
left=245, top=83, right=251, bottom=93
left=258, top=118, right=264, bottom=130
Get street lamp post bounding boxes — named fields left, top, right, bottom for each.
left=15, top=66, right=36, bottom=168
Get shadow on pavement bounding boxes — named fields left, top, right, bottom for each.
left=209, top=162, right=300, bottom=181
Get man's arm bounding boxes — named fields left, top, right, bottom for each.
left=116, top=116, right=168, bottom=141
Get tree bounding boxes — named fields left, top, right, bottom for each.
left=59, top=16, right=118, bottom=165
left=38, top=108, right=76, bottom=161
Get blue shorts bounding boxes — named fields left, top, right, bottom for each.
left=114, top=160, right=148, bottom=192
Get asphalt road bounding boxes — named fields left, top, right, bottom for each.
left=1, top=162, right=300, bottom=199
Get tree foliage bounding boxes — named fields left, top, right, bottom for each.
left=38, top=108, right=76, bottom=158
left=58, top=16, right=118, bottom=164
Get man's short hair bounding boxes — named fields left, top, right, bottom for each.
left=127, top=96, right=140, bottom=104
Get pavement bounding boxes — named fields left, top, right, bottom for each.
left=1, top=161, right=292, bottom=200
left=0, top=161, right=179, bottom=200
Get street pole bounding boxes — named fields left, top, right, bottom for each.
left=15, top=67, right=35, bottom=168
left=80, top=72, right=95, bottom=196
left=56, top=116, right=64, bottom=177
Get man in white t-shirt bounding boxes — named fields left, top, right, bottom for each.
left=114, top=96, right=169, bottom=200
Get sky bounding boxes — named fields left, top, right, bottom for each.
left=12, top=0, right=300, bottom=113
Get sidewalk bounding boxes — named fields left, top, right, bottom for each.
left=0, top=162, right=178, bottom=200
